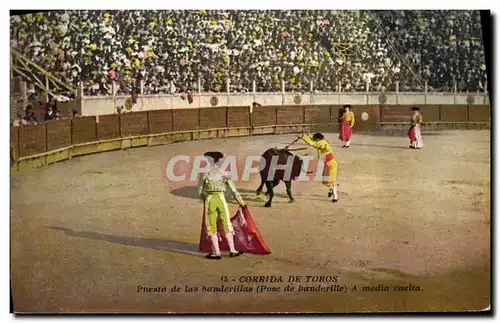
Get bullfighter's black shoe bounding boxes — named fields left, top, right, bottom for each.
left=205, top=254, right=222, bottom=260
left=230, top=251, right=244, bottom=258
left=328, top=190, right=334, bottom=198
left=332, top=198, right=339, bottom=203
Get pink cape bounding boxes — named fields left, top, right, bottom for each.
left=199, top=205, right=271, bottom=255
left=339, top=120, right=352, bottom=141
left=408, top=126, right=416, bottom=143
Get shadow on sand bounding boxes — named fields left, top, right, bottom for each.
left=48, top=226, right=204, bottom=258
left=169, top=185, right=199, bottom=200
left=362, top=131, right=444, bottom=137
left=348, top=144, right=413, bottom=150
left=169, top=184, right=351, bottom=206
left=169, top=186, right=294, bottom=206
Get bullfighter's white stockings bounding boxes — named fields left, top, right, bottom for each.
left=210, top=234, right=221, bottom=256
left=332, top=186, right=338, bottom=200
left=225, top=232, right=238, bottom=253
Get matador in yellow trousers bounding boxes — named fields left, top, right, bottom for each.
left=299, top=133, right=339, bottom=202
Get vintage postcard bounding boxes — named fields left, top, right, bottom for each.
left=9, top=8, right=491, bottom=313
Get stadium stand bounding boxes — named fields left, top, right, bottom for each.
left=10, top=10, right=487, bottom=95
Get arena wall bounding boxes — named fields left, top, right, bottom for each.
left=276, top=106, right=304, bottom=125
left=417, top=105, right=441, bottom=122
left=440, top=105, right=469, bottom=122
left=46, top=119, right=71, bottom=151
left=253, top=106, right=277, bottom=126
left=353, top=105, right=380, bottom=131
left=227, top=107, right=251, bottom=128
left=18, top=123, right=46, bottom=157
left=10, top=126, right=19, bottom=161
left=120, top=112, right=149, bottom=137
left=11, top=104, right=490, bottom=173
left=72, top=116, right=97, bottom=144
left=148, top=110, right=173, bottom=134
left=96, top=114, right=121, bottom=140
left=172, top=109, right=199, bottom=132
left=468, top=105, right=490, bottom=122
left=199, top=107, right=227, bottom=129
left=79, top=92, right=490, bottom=116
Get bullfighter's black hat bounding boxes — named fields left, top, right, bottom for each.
left=312, top=133, right=324, bottom=141
left=411, top=107, right=420, bottom=111
left=344, top=104, right=352, bottom=109
left=204, top=151, right=224, bottom=163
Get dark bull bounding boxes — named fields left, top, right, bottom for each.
left=256, top=148, right=304, bottom=208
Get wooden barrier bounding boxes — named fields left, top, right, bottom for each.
left=468, top=105, right=490, bottom=122
left=274, top=106, right=304, bottom=134
left=253, top=106, right=277, bottom=126
left=304, top=105, right=332, bottom=134
left=148, top=110, right=173, bottom=134
left=381, top=106, right=413, bottom=122
left=10, top=104, right=491, bottom=174
left=97, top=114, right=120, bottom=140
left=276, top=106, right=304, bottom=125
left=46, top=119, right=71, bottom=151
left=199, top=107, right=227, bottom=129
left=227, top=107, right=250, bottom=127
left=304, top=105, right=331, bottom=124
left=18, top=123, right=46, bottom=157
left=252, top=106, right=277, bottom=135
left=352, top=105, right=380, bottom=131
left=72, top=116, right=97, bottom=144
left=418, top=105, right=440, bottom=122
left=381, top=105, right=440, bottom=122
left=120, top=112, right=149, bottom=137
left=10, top=126, right=19, bottom=161
left=439, top=105, right=468, bottom=122
left=331, top=105, right=343, bottom=123
left=173, top=109, right=199, bottom=131
left=226, top=106, right=251, bottom=137
left=45, top=119, right=72, bottom=163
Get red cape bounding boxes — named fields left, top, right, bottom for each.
left=199, top=205, right=271, bottom=255
left=408, top=126, right=416, bottom=142
left=339, top=120, right=352, bottom=141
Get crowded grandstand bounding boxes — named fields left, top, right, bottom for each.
left=10, top=10, right=487, bottom=96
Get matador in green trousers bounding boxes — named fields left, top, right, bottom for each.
left=197, top=151, right=246, bottom=260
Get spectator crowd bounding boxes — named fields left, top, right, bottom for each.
left=11, top=98, right=79, bottom=127
left=10, top=10, right=487, bottom=95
